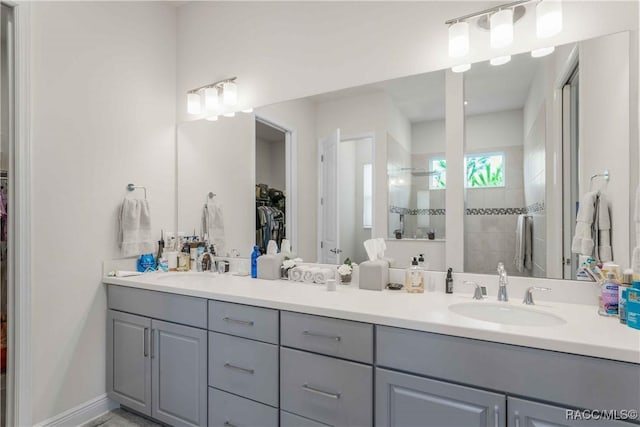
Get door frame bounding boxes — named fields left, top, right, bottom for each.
left=254, top=115, right=297, bottom=255
left=317, top=131, right=376, bottom=263
left=6, top=1, right=31, bottom=425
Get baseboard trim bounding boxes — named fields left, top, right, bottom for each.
left=34, top=393, right=118, bottom=427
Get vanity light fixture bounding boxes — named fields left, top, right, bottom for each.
left=490, top=8, right=514, bottom=49
left=451, top=63, right=471, bottom=73
left=187, top=92, right=202, bottom=115
left=242, top=108, right=254, bottom=113
left=205, top=115, right=219, bottom=122
left=448, top=21, right=469, bottom=58
left=490, top=55, right=511, bottom=66
left=186, top=77, right=238, bottom=115
left=223, top=112, right=236, bottom=118
left=531, top=46, right=555, bottom=57
left=445, top=1, right=562, bottom=59
left=536, top=0, right=562, bottom=38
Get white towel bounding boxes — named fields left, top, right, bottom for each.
left=571, top=192, right=598, bottom=257
left=313, top=268, right=334, bottom=284
left=302, top=268, right=315, bottom=284
left=595, top=193, right=612, bottom=262
left=289, top=266, right=303, bottom=282
left=514, top=215, right=533, bottom=273
left=202, top=198, right=226, bottom=255
left=119, top=199, right=154, bottom=257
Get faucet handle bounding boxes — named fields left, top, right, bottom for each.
left=522, top=286, right=551, bottom=305
left=464, top=281, right=485, bottom=300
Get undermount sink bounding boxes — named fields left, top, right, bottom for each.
left=449, top=302, right=566, bottom=327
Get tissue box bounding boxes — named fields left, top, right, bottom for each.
left=257, top=254, right=284, bottom=280
left=359, top=260, right=389, bottom=291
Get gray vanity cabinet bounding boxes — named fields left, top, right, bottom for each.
left=376, top=368, right=506, bottom=427
left=151, top=319, right=208, bottom=427
left=508, top=397, right=636, bottom=427
left=107, top=310, right=152, bottom=416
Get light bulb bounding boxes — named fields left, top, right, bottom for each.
left=490, top=55, right=511, bottom=66
left=204, top=87, right=218, bottom=112
left=205, top=115, right=218, bottom=122
left=222, top=81, right=238, bottom=106
left=187, top=92, right=202, bottom=115
left=536, top=0, right=562, bottom=39
left=490, top=9, right=514, bottom=49
left=242, top=108, right=254, bottom=113
left=451, top=63, right=471, bottom=73
left=448, top=21, right=469, bottom=58
left=223, top=112, right=236, bottom=117
left=531, top=46, right=555, bottom=58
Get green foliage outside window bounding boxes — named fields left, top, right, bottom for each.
left=430, top=154, right=504, bottom=189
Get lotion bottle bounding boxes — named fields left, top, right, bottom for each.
left=405, top=257, right=424, bottom=293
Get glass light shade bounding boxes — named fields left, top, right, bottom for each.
left=223, top=112, right=236, bottom=117
left=205, top=115, right=218, bottom=121
left=222, top=81, right=238, bottom=106
left=531, top=46, right=555, bottom=58
left=490, top=9, right=514, bottom=49
left=490, top=55, right=511, bottom=66
left=204, top=87, right=218, bottom=111
left=242, top=108, right=254, bottom=113
left=536, top=0, right=562, bottom=39
left=187, top=92, right=202, bottom=115
left=451, top=63, right=471, bottom=73
left=448, top=21, right=469, bottom=58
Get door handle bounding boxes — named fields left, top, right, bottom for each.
left=150, top=329, right=155, bottom=359
left=302, top=384, right=341, bottom=399
left=143, top=327, right=149, bottom=358
left=329, top=248, right=343, bottom=254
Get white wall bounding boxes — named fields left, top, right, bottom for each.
left=177, top=1, right=638, bottom=122
left=255, top=137, right=286, bottom=190
left=29, top=2, right=176, bottom=423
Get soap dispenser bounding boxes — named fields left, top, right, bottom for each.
left=405, top=257, right=424, bottom=293
left=251, top=245, right=261, bottom=279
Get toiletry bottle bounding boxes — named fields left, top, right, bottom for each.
left=446, top=268, right=453, bottom=294
left=599, top=272, right=620, bottom=317
left=156, top=230, right=165, bottom=267
left=405, top=257, right=424, bottom=293
left=251, top=245, right=261, bottom=279
left=620, top=288, right=629, bottom=325
left=418, top=254, right=425, bottom=269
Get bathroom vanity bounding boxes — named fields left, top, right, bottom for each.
left=103, top=274, right=639, bottom=427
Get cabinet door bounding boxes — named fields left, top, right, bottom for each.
left=107, top=310, right=152, bottom=416
left=376, top=368, right=505, bottom=427
left=508, top=397, right=637, bottom=427
left=152, top=319, right=208, bottom=427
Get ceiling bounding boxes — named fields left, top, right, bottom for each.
left=256, top=120, right=285, bottom=144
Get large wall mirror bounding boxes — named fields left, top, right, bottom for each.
left=176, top=30, right=635, bottom=280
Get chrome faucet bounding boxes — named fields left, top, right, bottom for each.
left=522, top=286, right=551, bottom=305
left=497, top=262, right=508, bottom=302
left=464, top=281, right=485, bottom=300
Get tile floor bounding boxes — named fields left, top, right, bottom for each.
left=83, top=408, right=162, bottom=427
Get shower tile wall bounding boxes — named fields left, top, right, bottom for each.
left=465, top=146, right=526, bottom=275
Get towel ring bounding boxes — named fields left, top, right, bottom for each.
left=589, top=170, right=609, bottom=191
left=127, top=183, right=147, bottom=199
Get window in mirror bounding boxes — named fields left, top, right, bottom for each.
left=465, top=153, right=505, bottom=188
left=363, top=163, right=373, bottom=229
left=430, top=158, right=446, bottom=189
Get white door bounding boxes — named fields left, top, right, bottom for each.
left=320, top=129, right=341, bottom=264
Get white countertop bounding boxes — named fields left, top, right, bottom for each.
left=103, top=272, right=640, bottom=364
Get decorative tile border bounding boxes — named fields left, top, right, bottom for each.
left=390, top=202, right=545, bottom=216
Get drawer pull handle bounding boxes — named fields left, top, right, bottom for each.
left=143, top=327, right=149, bottom=357
left=303, top=330, right=341, bottom=341
left=302, top=384, right=341, bottom=399
left=494, top=405, right=499, bottom=427
left=514, top=411, right=520, bottom=427
left=224, top=422, right=237, bottom=427
left=223, top=317, right=254, bottom=326
left=224, top=362, right=255, bottom=375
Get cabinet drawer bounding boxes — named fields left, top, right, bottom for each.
left=208, top=300, right=278, bottom=344
left=280, top=311, right=373, bottom=363
left=108, top=285, right=207, bottom=328
left=280, top=348, right=372, bottom=427
left=281, top=411, right=332, bottom=427
left=376, top=368, right=505, bottom=427
left=208, top=388, right=277, bottom=427
left=208, top=332, right=278, bottom=407
left=376, top=326, right=640, bottom=413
